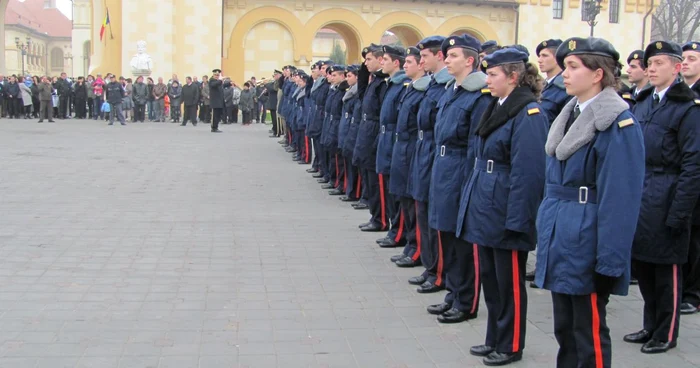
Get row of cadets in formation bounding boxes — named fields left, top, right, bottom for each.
left=272, top=35, right=700, bottom=367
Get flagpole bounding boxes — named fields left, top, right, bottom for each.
left=108, top=7, right=114, bottom=40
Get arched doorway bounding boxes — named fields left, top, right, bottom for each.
left=83, top=41, right=91, bottom=76
left=386, top=25, right=423, bottom=47
left=450, top=29, right=485, bottom=43
left=242, top=21, right=295, bottom=82
left=311, top=22, right=362, bottom=65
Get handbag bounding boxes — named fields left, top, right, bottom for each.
left=101, top=101, right=111, bottom=113
left=51, top=95, right=59, bottom=107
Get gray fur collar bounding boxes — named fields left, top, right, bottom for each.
left=311, top=77, right=325, bottom=93
left=343, top=84, right=358, bottom=102
left=296, top=88, right=305, bottom=101
left=446, top=71, right=487, bottom=92
left=413, top=75, right=431, bottom=91
left=434, top=67, right=453, bottom=85
left=390, top=70, right=407, bottom=84
left=546, top=87, right=629, bottom=160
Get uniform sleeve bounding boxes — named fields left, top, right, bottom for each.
left=666, top=105, right=700, bottom=229
left=540, top=87, right=572, bottom=123
left=505, top=108, right=548, bottom=233
left=595, top=115, right=645, bottom=277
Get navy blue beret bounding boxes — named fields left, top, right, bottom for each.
left=481, top=40, right=498, bottom=52
left=329, top=65, right=346, bottom=73
left=626, top=50, right=644, bottom=65
left=682, top=41, right=699, bottom=53
left=481, top=48, right=529, bottom=71
left=383, top=45, right=405, bottom=59
left=406, top=47, right=421, bottom=58
left=535, top=39, right=562, bottom=56
left=362, top=43, right=383, bottom=59
left=556, top=37, right=620, bottom=69
left=346, top=65, right=360, bottom=74
left=417, top=36, right=446, bottom=51
left=644, top=40, right=682, bottom=66
left=508, top=44, right=530, bottom=57
left=441, top=34, right=481, bottom=56
left=273, top=69, right=282, bottom=75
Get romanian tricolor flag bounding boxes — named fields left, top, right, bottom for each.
left=100, top=8, right=110, bottom=41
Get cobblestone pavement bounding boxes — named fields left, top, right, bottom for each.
left=0, top=119, right=698, bottom=368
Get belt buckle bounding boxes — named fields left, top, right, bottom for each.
left=363, top=113, right=367, bottom=120
left=381, top=125, right=386, bottom=134
left=418, top=130, right=423, bottom=140
left=440, top=145, right=446, bottom=157
left=486, top=160, right=494, bottom=174
left=395, top=132, right=399, bottom=142
left=578, top=186, right=588, bottom=204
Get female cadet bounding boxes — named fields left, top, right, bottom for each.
left=337, top=65, right=361, bottom=201
left=323, top=65, right=349, bottom=193
left=535, top=38, right=645, bottom=367
left=455, top=48, right=549, bottom=366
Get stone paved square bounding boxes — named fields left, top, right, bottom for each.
left=0, top=119, right=698, bottom=367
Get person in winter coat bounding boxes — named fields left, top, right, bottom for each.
left=338, top=65, right=361, bottom=199
left=167, top=80, right=182, bottom=123
left=239, top=82, right=255, bottom=125
left=105, top=75, right=126, bottom=125
left=387, top=47, right=427, bottom=268
left=73, top=77, right=88, bottom=119
left=624, top=41, right=700, bottom=354
left=86, top=75, right=95, bottom=119
left=423, top=35, right=492, bottom=327
left=132, top=76, right=148, bottom=123
left=152, top=78, right=167, bottom=122
left=5, top=76, right=20, bottom=118
left=534, top=37, right=645, bottom=367
left=457, top=47, right=548, bottom=366
left=181, top=77, right=200, bottom=126
left=92, top=75, right=105, bottom=120
left=264, top=75, right=279, bottom=136
left=121, top=78, right=134, bottom=121
left=208, top=69, right=225, bottom=132
left=200, top=78, right=211, bottom=123
left=18, top=77, right=33, bottom=119
left=31, top=76, right=40, bottom=118
left=37, top=76, right=54, bottom=123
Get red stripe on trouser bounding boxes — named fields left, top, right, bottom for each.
left=355, top=173, right=362, bottom=198
left=591, top=293, right=603, bottom=368
left=305, top=136, right=310, bottom=163
left=511, top=250, right=521, bottom=352
left=394, top=210, right=404, bottom=242
left=471, top=244, right=479, bottom=314
left=669, top=264, right=679, bottom=341
left=378, top=174, right=387, bottom=229
left=436, top=231, right=444, bottom=286
left=335, top=154, right=340, bottom=187
left=412, top=202, right=421, bottom=261
left=343, top=164, right=348, bottom=191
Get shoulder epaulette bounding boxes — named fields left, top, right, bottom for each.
left=622, top=93, right=633, bottom=100
left=618, top=118, right=635, bottom=128
left=404, top=82, right=410, bottom=88
left=527, top=107, right=540, bottom=115
left=695, top=99, right=700, bottom=105
left=481, top=88, right=491, bottom=94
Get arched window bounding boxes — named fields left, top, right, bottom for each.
left=552, top=0, right=564, bottom=19
left=51, top=48, right=64, bottom=69
left=609, top=0, right=620, bottom=23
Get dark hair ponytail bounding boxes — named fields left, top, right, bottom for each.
left=502, top=62, right=544, bottom=98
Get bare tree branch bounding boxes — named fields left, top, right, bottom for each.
left=652, top=0, right=700, bottom=43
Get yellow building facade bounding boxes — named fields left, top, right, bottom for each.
left=0, top=0, right=657, bottom=83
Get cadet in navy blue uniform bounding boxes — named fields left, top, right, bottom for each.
left=374, top=45, right=411, bottom=246
left=307, top=62, right=332, bottom=182
left=303, top=62, right=322, bottom=171
left=534, top=37, right=645, bottom=367
left=319, top=65, right=341, bottom=187
left=622, top=50, right=651, bottom=109
left=387, top=47, right=427, bottom=266
left=480, top=40, right=499, bottom=59
left=407, top=36, right=453, bottom=293
left=624, top=41, right=700, bottom=354
left=456, top=48, right=548, bottom=366
left=287, top=71, right=301, bottom=159
left=354, top=44, right=390, bottom=231
left=526, top=39, right=572, bottom=286
left=681, top=41, right=700, bottom=315
left=425, top=34, right=492, bottom=324
left=292, top=71, right=311, bottom=164
left=323, top=65, right=349, bottom=193
left=337, top=65, right=362, bottom=202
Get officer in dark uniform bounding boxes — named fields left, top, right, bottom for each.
left=458, top=47, right=549, bottom=367
left=535, top=37, right=645, bottom=368
left=208, top=68, right=225, bottom=133
left=388, top=46, right=427, bottom=267
left=374, top=45, right=411, bottom=247
left=480, top=40, right=499, bottom=59
left=621, top=50, right=652, bottom=108
left=681, top=40, right=700, bottom=315
left=291, top=71, right=309, bottom=163
left=282, top=66, right=298, bottom=153
left=307, top=62, right=332, bottom=181
left=322, top=65, right=348, bottom=192
left=354, top=44, right=390, bottom=231
left=425, top=34, right=492, bottom=324
left=526, top=39, right=573, bottom=286
left=408, top=36, right=453, bottom=293
left=624, top=41, right=700, bottom=354
left=304, top=62, right=324, bottom=172
left=338, top=65, right=362, bottom=201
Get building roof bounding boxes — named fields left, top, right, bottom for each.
left=5, top=0, right=72, bottom=38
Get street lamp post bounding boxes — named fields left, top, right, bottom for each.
left=584, top=0, right=604, bottom=37
left=14, top=37, right=31, bottom=77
